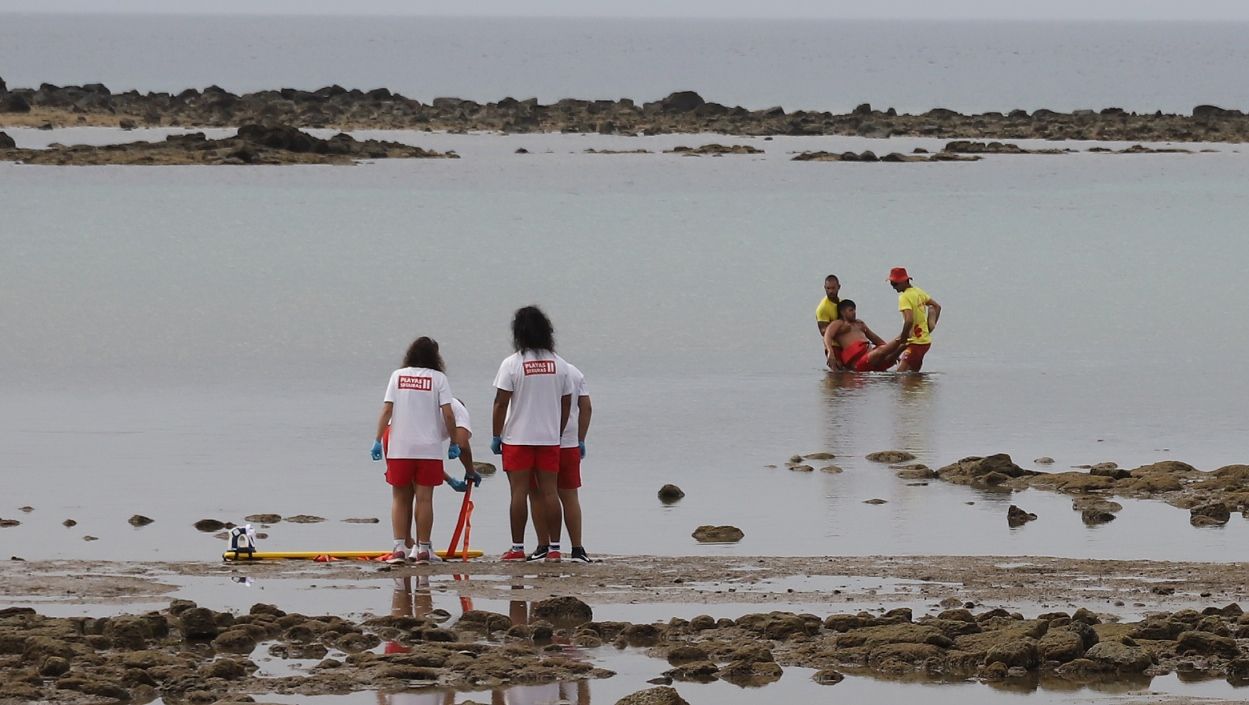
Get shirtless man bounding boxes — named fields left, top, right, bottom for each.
left=823, top=300, right=908, bottom=372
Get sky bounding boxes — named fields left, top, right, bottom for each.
left=3, top=0, right=1249, bottom=21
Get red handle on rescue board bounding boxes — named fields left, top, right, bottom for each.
left=445, top=483, right=474, bottom=560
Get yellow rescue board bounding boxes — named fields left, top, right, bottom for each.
left=223, top=549, right=483, bottom=561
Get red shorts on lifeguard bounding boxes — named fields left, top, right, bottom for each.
left=557, top=447, right=582, bottom=489
left=502, top=444, right=559, bottom=473
left=386, top=458, right=443, bottom=487
left=901, top=343, right=931, bottom=370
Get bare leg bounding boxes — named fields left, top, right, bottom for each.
left=867, top=337, right=908, bottom=370
left=559, top=487, right=582, bottom=547
left=534, top=471, right=562, bottom=546
left=897, top=344, right=924, bottom=372
left=414, top=484, right=434, bottom=544
left=507, top=470, right=532, bottom=545
left=390, top=484, right=415, bottom=548
left=530, top=490, right=549, bottom=546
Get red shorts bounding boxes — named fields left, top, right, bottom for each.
left=900, top=343, right=931, bottom=371
left=386, top=458, right=443, bottom=487
left=840, top=340, right=889, bottom=373
left=557, top=447, right=582, bottom=489
left=502, top=444, right=559, bottom=473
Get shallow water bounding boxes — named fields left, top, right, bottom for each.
left=2, top=130, right=1249, bottom=563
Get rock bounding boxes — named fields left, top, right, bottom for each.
left=658, top=484, right=685, bottom=502
left=819, top=465, right=844, bottom=474
left=179, top=607, right=221, bottom=639
left=666, top=143, right=762, bottom=156
left=937, top=454, right=1038, bottom=485
left=204, top=658, right=249, bottom=680
left=863, top=498, right=887, bottom=505
left=1190, top=503, right=1230, bottom=526
left=0, top=132, right=14, bottom=150
left=211, top=629, right=257, bottom=653
left=1082, top=509, right=1117, bottom=525
left=0, top=519, right=18, bottom=528
left=1177, top=630, right=1240, bottom=658
left=1083, top=640, right=1152, bottom=672
left=615, top=686, right=689, bottom=705
left=867, top=450, right=916, bottom=463
left=1038, top=628, right=1087, bottom=663
left=658, top=91, right=706, bottom=113
left=1034, top=457, right=1055, bottom=464
left=692, top=525, right=742, bottom=542
left=1007, top=505, right=1037, bottom=527
left=789, top=464, right=814, bottom=472
left=127, top=514, right=154, bottom=527
left=894, top=463, right=934, bottom=479
left=283, top=514, right=325, bottom=523
left=531, top=596, right=593, bottom=626
left=341, top=517, right=379, bottom=524
left=473, top=462, right=496, bottom=475
left=812, top=668, right=844, bottom=684
left=804, top=452, right=836, bottom=460
left=244, top=514, right=281, bottom=524
left=82, top=535, right=98, bottom=541
left=40, top=656, right=71, bottom=677
left=0, top=94, right=31, bottom=113
left=62, top=519, right=77, bottom=527
left=985, top=638, right=1039, bottom=668
left=666, top=645, right=709, bottom=666
left=194, top=519, right=227, bottom=532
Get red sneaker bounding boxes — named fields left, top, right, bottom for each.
left=500, top=548, right=527, bottom=561
left=384, top=549, right=407, bottom=565
left=545, top=550, right=562, bottom=563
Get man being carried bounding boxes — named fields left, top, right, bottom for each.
left=888, top=267, right=942, bottom=372
left=823, top=300, right=908, bottom=372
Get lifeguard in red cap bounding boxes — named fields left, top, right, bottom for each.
left=888, top=267, right=942, bottom=372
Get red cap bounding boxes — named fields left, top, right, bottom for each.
left=888, top=267, right=911, bottom=283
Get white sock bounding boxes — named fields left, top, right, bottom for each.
left=393, top=539, right=405, bottom=552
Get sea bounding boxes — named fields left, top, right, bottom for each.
left=2, top=14, right=1249, bottom=565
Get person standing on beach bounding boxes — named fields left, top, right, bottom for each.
left=816, top=274, right=846, bottom=369
left=371, top=337, right=461, bottom=565
left=889, top=267, right=942, bottom=372
left=526, top=357, right=592, bottom=563
left=492, top=306, right=574, bottom=562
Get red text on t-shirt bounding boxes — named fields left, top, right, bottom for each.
left=523, top=360, right=556, bottom=375
left=398, top=375, right=433, bottom=391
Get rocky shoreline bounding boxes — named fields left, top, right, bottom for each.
left=2, top=78, right=1249, bottom=142
left=0, top=124, right=453, bottom=165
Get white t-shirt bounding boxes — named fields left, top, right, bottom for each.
left=559, top=360, right=588, bottom=449
left=448, top=398, right=471, bottom=437
left=493, top=350, right=574, bottom=446
left=382, top=367, right=452, bottom=459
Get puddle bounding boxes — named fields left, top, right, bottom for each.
left=227, top=648, right=1249, bottom=705
left=683, top=573, right=960, bottom=595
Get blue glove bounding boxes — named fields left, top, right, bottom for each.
left=446, top=477, right=467, bottom=492
left=448, top=443, right=461, bottom=460
left=490, top=436, right=503, bottom=455
left=370, top=440, right=383, bottom=461
left=579, top=441, right=586, bottom=459
left=466, top=472, right=482, bottom=488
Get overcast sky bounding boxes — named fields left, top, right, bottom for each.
left=5, top=0, right=1249, bottom=20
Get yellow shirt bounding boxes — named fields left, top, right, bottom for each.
left=816, top=297, right=840, bottom=347
left=898, top=286, right=932, bottom=345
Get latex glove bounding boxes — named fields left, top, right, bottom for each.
left=491, top=436, right=503, bottom=455
left=448, top=443, right=462, bottom=460
left=466, top=472, right=482, bottom=488
left=578, top=441, right=586, bottom=459
left=446, top=477, right=467, bottom=492
left=370, top=440, right=383, bottom=461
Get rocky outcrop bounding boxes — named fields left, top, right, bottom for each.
left=666, top=144, right=762, bottom=155
left=657, top=484, right=685, bottom=502
left=0, top=124, right=455, bottom=165
left=3, top=81, right=1248, bottom=142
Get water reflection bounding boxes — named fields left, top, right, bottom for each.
left=821, top=372, right=938, bottom=458
left=380, top=577, right=591, bottom=705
